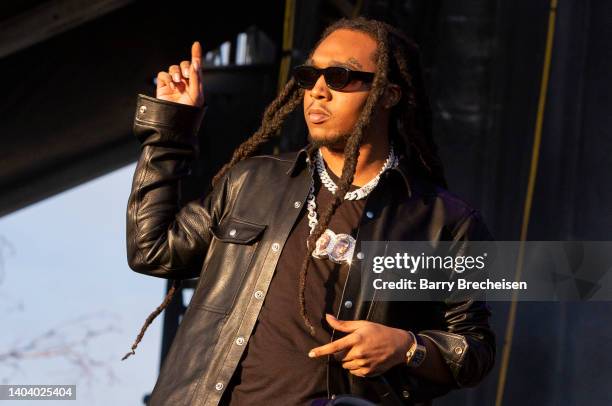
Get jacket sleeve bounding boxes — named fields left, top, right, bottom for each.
left=126, top=94, right=229, bottom=280
left=417, top=209, right=496, bottom=389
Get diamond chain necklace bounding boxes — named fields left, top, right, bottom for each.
left=304, top=145, right=398, bottom=263
left=314, top=146, right=398, bottom=201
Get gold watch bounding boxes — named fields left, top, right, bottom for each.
left=405, top=331, right=427, bottom=368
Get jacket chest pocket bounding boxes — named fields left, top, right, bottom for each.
left=189, top=216, right=267, bottom=314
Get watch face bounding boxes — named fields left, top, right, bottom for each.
left=412, top=350, right=426, bottom=366
left=406, top=333, right=427, bottom=368
left=408, top=345, right=427, bottom=368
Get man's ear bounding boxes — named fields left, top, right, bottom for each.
left=383, top=84, right=402, bottom=109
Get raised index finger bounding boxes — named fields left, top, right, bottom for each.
left=191, top=41, right=202, bottom=66
left=308, top=334, right=355, bottom=358
left=188, top=41, right=204, bottom=104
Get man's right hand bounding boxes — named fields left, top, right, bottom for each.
left=156, top=41, right=205, bottom=108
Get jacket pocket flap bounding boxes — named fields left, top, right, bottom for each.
left=210, top=216, right=266, bottom=244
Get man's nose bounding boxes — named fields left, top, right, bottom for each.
left=310, top=74, right=331, bottom=100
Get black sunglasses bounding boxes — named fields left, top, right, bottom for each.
left=292, top=64, right=375, bottom=91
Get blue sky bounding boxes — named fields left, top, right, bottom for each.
left=0, top=163, right=173, bottom=405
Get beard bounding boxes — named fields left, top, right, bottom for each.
left=307, top=131, right=353, bottom=153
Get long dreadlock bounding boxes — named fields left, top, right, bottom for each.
left=123, top=16, right=447, bottom=359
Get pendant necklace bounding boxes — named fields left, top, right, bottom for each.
left=305, top=145, right=398, bottom=264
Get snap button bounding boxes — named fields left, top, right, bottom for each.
left=454, top=346, right=464, bottom=355
left=229, top=229, right=237, bottom=237
left=356, top=252, right=364, bottom=260
left=402, top=390, right=410, bottom=398
left=215, top=382, right=224, bottom=391
left=254, top=290, right=264, bottom=300
left=344, top=300, right=353, bottom=309
left=366, top=211, right=374, bottom=219
left=294, top=201, right=301, bottom=208
left=139, top=105, right=147, bottom=114
left=235, top=336, right=245, bottom=346
left=272, top=242, right=280, bottom=252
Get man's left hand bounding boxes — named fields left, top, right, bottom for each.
left=308, top=313, right=413, bottom=377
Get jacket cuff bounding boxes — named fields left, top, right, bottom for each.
left=417, top=330, right=470, bottom=387
left=133, top=94, right=208, bottom=148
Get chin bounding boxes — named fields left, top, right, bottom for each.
left=307, top=131, right=350, bottom=151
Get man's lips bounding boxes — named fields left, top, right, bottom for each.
left=308, top=108, right=331, bottom=124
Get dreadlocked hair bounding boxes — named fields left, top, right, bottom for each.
left=296, top=22, right=390, bottom=335
left=122, top=279, right=182, bottom=360
left=123, top=16, right=449, bottom=357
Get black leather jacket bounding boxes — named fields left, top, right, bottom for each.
left=126, top=94, right=496, bottom=406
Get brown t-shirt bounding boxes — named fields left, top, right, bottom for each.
left=221, top=165, right=366, bottom=405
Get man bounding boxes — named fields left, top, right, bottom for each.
left=125, top=17, right=495, bottom=406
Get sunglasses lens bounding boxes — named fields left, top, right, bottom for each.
left=292, top=66, right=354, bottom=90
left=293, top=66, right=319, bottom=88
left=324, top=67, right=350, bottom=89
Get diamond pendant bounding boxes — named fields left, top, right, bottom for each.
left=311, top=228, right=356, bottom=264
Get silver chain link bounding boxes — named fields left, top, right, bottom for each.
left=306, top=145, right=398, bottom=238
left=314, top=146, right=398, bottom=201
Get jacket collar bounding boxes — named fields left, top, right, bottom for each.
left=286, top=144, right=413, bottom=198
